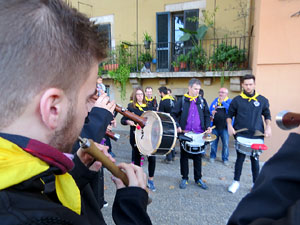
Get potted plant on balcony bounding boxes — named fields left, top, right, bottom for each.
left=139, top=52, right=153, bottom=70
left=187, top=46, right=206, bottom=71
left=143, top=32, right=153, bottom=49
left=211, top=42, right=229, bottom=70
left=171, top=61, right=180, bottom=72
left=177, top=54, right=188, bottom=69
left=212, top=43, right=247, bottom=70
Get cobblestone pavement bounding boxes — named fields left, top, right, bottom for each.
left=101, top=130, right=261, bottom=225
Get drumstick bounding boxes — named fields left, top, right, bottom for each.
left=183, top=125, right=216, bottom=134
left=202, top=125, right=216, bottom=135
left=253, top=130, right=265, bottom=137
left=132, top=124, right=142, bottom=130
left=235, top=128, right=248, bottom=133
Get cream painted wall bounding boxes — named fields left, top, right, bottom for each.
left=252, top=0, right=300, bottom=161
left=214, top=0, right=252, bottom=37
left=67, top=0, right=252, bottom=44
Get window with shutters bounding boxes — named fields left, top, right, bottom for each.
left=97, top=23, right=112, bottom=50
left=156, top=9, right=199, bottom=72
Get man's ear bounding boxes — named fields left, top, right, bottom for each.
left=39, top=88, right=67, bottom=130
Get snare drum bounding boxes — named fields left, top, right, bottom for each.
left=181, top=132, right=206, bottom=154
left=135, top=111, right=177, bottom=156
left=235, top=136, right=264, bottom=157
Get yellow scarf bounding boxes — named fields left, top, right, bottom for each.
left=184, top=93, right=198, bottom=102
left=240, top=91, right=259, bottom=102
left=161, top=95, right=174, bottom=101
left=218, top=96, right=229, bottom=106
left=135, top=102, right=147, bottom=111
left=0, top=138, right=81, bottom=215
left=145, top=96, right=153, bottom=102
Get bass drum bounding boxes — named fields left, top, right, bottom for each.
left=135, top=111, right=177, bottom=156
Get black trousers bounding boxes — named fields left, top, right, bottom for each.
left=90, top=168, right=104, bottom=209
left=180, top=143, right=202, bottom=181
left=166, top=148, right=175, bottom=161
left=132, top=144, right=156, bottom=178
left=234, top=150, right=260, bottom=183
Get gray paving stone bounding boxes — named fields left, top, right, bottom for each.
left=101, top=130, right=261, bottom=225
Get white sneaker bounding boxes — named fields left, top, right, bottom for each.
left=228, top=181, right=240, bottom=193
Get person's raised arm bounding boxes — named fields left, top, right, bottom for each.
left=227, top=118, right=236, bottom=136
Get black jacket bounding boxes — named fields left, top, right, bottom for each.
left=72, top=107, right=112, bottom=152
left=171, top=96, right=210, bottom=131
left=158, top=98, right=175, bottom=114
left=71, top=107, right=113, bottom=217
left=146, top=98, right=158, bottom=111
left=227, top=94, right=271, bottom=139
left=0, top=134, right=151, bottom=225
left=228, top=133, right=300, bottom=225
left=0, top=163, right=151, bottom=225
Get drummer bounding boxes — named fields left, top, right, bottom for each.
left=227, top=74, right=272, bottom=193
left=145, top=86, right=158, bottom=111
left=158, top=86, right=176, bottom=164
left=171, top=78, right=212, bottom=190
left=121, top=87, right=157, bottom=192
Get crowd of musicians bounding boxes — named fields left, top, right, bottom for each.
left=115, top=75, right=271, bottom=195
left=1, top=1, right=299, bottom=225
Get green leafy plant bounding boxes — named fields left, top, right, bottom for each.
left=143, top=32, right=153, bottom=49
left=171, top=60, right=180, bottom=72
left=108, top=64, right=130, bottom=100
left=171, top=61, right=180, bottom=67
left=143, top=32, right=153, bottom=42
left=187, top=46, right=207, bottom=71
left=177, top=54, right=188, bottom=63
left=211, top=42, right=246, bottom=70
left=139, top=52, right=153, bottom=64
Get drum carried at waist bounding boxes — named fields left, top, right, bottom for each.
left=135, top=111, right=177, bottom=156
left=235, top=136, right=268, bottom=159
left=179, top=132, right=216, bottom=154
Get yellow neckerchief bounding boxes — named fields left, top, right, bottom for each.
left=184, top=93, right=199, bottom=102
left=0, top=138, right=81, bottom=215
left=135, top=102, right=147, bottom=111
left=161, top=94, right=174, bottom=101
left=217, top=96, right=229, bottom=106
left=240, top=91, right=259, bottom=102
left=145, top=96, right=153, bottom=102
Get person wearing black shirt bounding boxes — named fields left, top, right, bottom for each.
left=121, top=87, right=157, bottom=192
left=171, top=79, right=212, bottom=190
left=228, top=132, right=300, bottom=225
left=145, top=86, right=158, bottom=110
left=158, top=86, right=176, bottom=163
left=209, top=87, right=232, bottom=165
left=227, top=74, right=272, bottom=194
left=0, top=1, right=152, bottom=224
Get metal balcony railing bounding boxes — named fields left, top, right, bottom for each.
left=99, top=36, right=251, bottom=74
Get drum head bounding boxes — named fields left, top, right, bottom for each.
left=184, top=132, right=205, bottom=147
left=135, top=111, right=163, bottom=156
left=236, top=136, right=264, bottom=145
